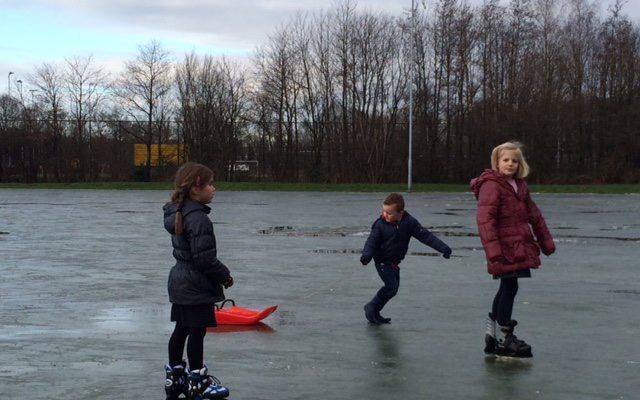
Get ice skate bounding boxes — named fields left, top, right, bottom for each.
left=484, top=312, right=497, bottom=354
left=494, top=320, right=532, bottom=359
left=188, top=366, right=230, bottom=399
left=165, top=361, right=189, bottom=400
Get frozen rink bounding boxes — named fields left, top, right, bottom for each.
left=1, top=189, right=639, bottom=399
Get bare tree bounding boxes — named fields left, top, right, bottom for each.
left=592, top=0, right=640, bottom=181
left=116, top=39, right=173, bottom=180
left=254, top=26, right=301, bottom=181
left=559, top=0, right=598, bottom=175
left=30, top=63, right=66, bottom=181
left=0, top=95, right=23, bottom=181
left=3, top=0, right=640, bottom=184
left=64, top=55, right=111, bottom=180
left=176, top=52, right=249, bottom=179
left=349, top=10, right=405, bottom=183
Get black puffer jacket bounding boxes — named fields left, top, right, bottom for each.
left=361, top=211, right=451, bottom=265
left=163, top=200, right=231, bottom=305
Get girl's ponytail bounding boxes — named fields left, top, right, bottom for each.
left=174, top=210, right=184, bottom=236
left=171, top=186, right=189, bottom=236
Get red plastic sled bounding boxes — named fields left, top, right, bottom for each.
left=214, top=299, right=278, bottom=325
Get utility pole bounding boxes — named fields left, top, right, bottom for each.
left=408, top=0, right=415, bottom=192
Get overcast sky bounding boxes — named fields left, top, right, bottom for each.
left=2, top=0, right=639, bottom=95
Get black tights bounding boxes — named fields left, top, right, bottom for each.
left=492, top=277, right=519, bottom=325
left=168, top=323, right=207, bottom=370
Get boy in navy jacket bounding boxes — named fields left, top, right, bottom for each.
left=360, top=193, right=452, bottom=324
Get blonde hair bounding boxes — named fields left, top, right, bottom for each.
left=490, top=142, right=530, bottom=179
left=171, top=162, right=214, bottom=235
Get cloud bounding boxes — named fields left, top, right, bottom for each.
left=2, top=0, right=639, bottom=94
left=10, top=0, right=407, bottom=51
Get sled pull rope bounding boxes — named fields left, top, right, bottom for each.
left=214, top=299, right=236, bottom=311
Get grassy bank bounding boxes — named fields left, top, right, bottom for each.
left=1, top=181, right=639, bottom=193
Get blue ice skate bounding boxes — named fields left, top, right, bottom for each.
left=165, top=362, right=189, bottom=399
left=188, top=366, right=230, bottom=399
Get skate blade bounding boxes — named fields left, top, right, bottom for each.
left=486, top=354, right=533, bottom=362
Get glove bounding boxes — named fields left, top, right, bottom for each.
left=360, top=255, right=369, bottom=265
left=541, top=240, right=556, bottom=256
left=443, top=250, right=451, bottom=259
left=223, top=276, right=234, bottom=289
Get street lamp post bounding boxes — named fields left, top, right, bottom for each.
left=29, top=89, right=38, bottom=105
left=408, top=0, right=415, bottom=192
left=16, top=79, right=24, bottom=104
left=8, top=71, right=14, bottom=96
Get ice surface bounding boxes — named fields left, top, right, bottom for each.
left=0, top=189, right=638, bottom=399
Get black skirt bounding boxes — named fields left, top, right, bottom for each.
left=493, top=268, right=532, bottom=280
left=171, top=303, right=217, bottom=328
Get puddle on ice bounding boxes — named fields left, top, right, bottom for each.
left=208, top=322, right=275, bottom=334
left=578, top=210, right=627, bottom=214
left=91, top=308, right=142, bottom=331
left=600, top=225, right=634, bottom=231
left=555, top=234, right=640, bottom=242
left=608, top=289, right=640, bottom=295
left=430, top=225, right=466, bottom=229
left=309, top=249, right=361, bottom=254
left=259, top=226, right=370, bottom=237
left=258, top=226, right=295, bottom=235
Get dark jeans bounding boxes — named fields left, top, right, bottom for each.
left=368, top=262, right=400, bottom=311
left=492, top=277, right=519, bottom=325
left=168, top=322, right=207, bottom=369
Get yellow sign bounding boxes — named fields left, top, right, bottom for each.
left=134, top=144, right=185, bottom=167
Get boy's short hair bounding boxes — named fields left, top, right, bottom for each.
left=383, top=193, right=405, bottom=211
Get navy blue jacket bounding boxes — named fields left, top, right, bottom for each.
left=163, top=200, right=231, bottom=305
left=361, top=211, right=451, bottom=265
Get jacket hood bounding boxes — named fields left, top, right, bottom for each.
left=163, top=202, right=178, bottom=234
left=470, top=169, right=505, bottom=199
left=163, top=200, right=211, bottom=234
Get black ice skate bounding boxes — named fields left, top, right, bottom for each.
left=165, top=361, right=189, bottom=399
left=484, top=312, right=497, bottom=354
left=495, top=320, right=533, bottom=358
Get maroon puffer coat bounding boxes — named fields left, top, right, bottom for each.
left=470, top=169, right=555, bottom=277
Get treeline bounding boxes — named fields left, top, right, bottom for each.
left=1, top=0, right=639, bottom=183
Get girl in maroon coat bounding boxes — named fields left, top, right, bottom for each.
left=471, top=142, right=555, bottom=358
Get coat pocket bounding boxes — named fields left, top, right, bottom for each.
left=502, top=240, right=527, bottom=263
left=530, top=241, right=541, bottom=257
